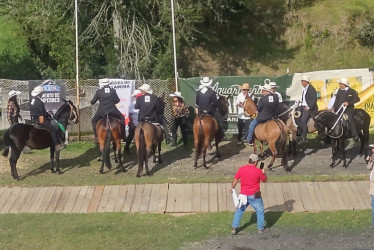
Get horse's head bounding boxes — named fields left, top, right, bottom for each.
left=55, top=99, right=79, bottom=126
left=217, top=94, right=230, bottom=118
left=243, top=97, right=257, bottom=118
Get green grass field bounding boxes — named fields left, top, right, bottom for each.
left=0, top=210, right=371, bottom=249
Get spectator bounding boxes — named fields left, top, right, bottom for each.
left=367, top=145, right=374, bottom=229
left=7, top=90, right=22, bottom=125
left=170, top=91, right=189, bottom=146
left=231, top=153, right=269, bottom=235
left=236, top=83, right=251, bottom=145
left=124, top=90, right=141, bottom=153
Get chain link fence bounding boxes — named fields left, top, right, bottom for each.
left=0, top=78, right=176, bottom=137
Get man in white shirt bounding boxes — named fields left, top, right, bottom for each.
left=236, top=83, right=252, bottom=144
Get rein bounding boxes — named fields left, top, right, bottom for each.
left=328, top=104, right=346, bottom=134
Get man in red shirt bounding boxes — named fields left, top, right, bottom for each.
left=231, top=153, right=269, bottom=235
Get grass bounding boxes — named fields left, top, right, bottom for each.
left=0, top=210, right=371, bottom=250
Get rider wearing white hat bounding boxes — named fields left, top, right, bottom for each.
left=244, top=83, right=279, bottom=145
left=30, top=85, right=65, bottom=150
left=91, top=78, right=125, bottom=142
left=267, top=80, right=283, bottom=103
left=299, top=74, right=318, bottom=143
left=7, top=90, right=22, bottom=125
left=135, top=84, right=170, bottom=143
left=195, top=76, right=226, bottom=140
left=332, top=77, right=360, bottom=141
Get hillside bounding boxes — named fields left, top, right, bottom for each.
left=179, top=0, right=374, bottom=77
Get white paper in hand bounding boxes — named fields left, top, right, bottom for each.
left=231, top=189, right=239, bottom=208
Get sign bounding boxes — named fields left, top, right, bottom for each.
left=179, top=68, right=374, bottom=134
left=29, top=79, right=66, bottom=114
left=107, top=79, right=135, bottom=124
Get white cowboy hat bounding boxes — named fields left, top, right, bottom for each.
left=200, top=76, right=213, bottom=86
left=300, top=75, right=310, bottom=83
left=131, top=89, right=142, bottom=97
left=99, top=78, right=110, bottom=86
left=8, top=90, right=21, bottom=98
left=338, top=77, right=350, bottom=87
left=169, top=91, right=184, bottom=99
left=261, top=83, right=272, bottom=92
left=269, top=82, right=277, bottom=88
left=31, top=86, right=43, bottom=96
left=238, top=83, right=250, bottom=90
left=138, top=83, right=153, bottom=94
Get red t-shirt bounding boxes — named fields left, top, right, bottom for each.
left=234, top=164, right=267, bottom=195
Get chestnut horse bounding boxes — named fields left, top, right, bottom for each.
left=244, top=97, right=289, bottom=170
left=96, top=115, right=125, bottom=174
left=134, top=121, right=163, bottom=177
left=193, top=94, right=230, bottom=169
left=1, top=100, right=79, bottom=180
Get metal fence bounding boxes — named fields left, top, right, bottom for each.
left=0, top=78, right=176, bottom=136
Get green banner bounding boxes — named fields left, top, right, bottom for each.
left=179, top=75, right=293, bottom=134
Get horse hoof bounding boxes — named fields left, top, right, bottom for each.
left=97, top=157, right=102, bottom=161
left=216, top=154, right=221, bottom=158
left=51, top=169, right=56, bottom=173
left=136, top=174, right=141, bottom=178
left=57, top=171, right=63, bottom=175
left=115, top=159, right=119, bottom=163
left=99, top=170, right=104, bottom=174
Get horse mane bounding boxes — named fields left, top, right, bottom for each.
left=54, top=99, right=69, bottom=118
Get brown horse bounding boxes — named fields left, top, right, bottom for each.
left=134, top=122, right=163, bottom=177
left=193, top=95, right=230, bottom=169
left=243, top=98, right=289, bottom=170
left=96, top=115, right=125, bottom=174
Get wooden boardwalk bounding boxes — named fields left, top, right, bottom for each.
left=0, top=181, right=371, bottom=214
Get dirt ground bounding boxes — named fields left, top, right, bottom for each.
left=181, top=227, right=374, bottom=250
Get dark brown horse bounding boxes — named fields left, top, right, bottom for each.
left=96, top=115, right=125, bottom=174
left=134, top=122, right=163, bottom=177
left=1, top=100, right=79, bottom=180
left=244, top=98, right=289, bottom=170
left=193, top=94, right=230, bottom=169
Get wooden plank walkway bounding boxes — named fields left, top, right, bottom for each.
left=0, top=181, right=371, bottom=214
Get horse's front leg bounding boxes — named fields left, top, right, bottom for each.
left=55, top=150, right=62, bottom=174
left=157, top=142, right=162, bottom=164
left=215, top=140, right=221, bottom=158
left=50, top=146, right=56, bottom=173
left=9, top=148, right=21, bottom=181
left=330, top=139, right=337, bottom=167
left=340, top=139, right=347, bottom=167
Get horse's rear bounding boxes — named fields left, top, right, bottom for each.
left=193, top=115, right=220, bottom=169
left=96, top=116, right=124, bottom=174
left=134, top=122, right=163, bottom=177
left=254, top=119, right=288, bottom=170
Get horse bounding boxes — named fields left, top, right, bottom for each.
left=134, top=121, right=163, bottom=177
left=193, top=94, right=230, bottom=169
left=1, top=100, right=79, bottom=180
left=314, top=109, right=371, bottom=167
left=243, top=97, right=289, bottom=170
left=96, top=115, right=125, bottom=174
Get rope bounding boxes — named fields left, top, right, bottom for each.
left=328, top=104, right=346, bottom=134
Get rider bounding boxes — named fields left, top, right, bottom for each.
left=30, top=85, right=65, bottom=150
left=90, top=78, right=126, bottom=143
left=195, top=76, right=226, bottom=140
left=299, top=75, right=318, bottom=143
left=135, top=83, right=170, bottom=144
left=244, top=83, right=279, bottom=145
left=331, top=77, right=360, bottom=142
left=269, top=81, right=283, bottom=103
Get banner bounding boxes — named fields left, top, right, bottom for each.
left=179, top=68, right=374, bottom=134
left=107, top=79, right=135, bottom=124
left=29, top=79, right=66, bottom=114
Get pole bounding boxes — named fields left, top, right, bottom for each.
left=171, top=0, right=178, bottom=91
left=75, top=0, right=81, bottom=141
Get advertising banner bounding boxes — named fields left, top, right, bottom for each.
left=29, top=79, right=66, bottom=114
left=107, top=79, right=135, bottom=124
left=179, top=68, right=374, bottom=134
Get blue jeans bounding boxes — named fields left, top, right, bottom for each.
left=371, top=195, right=374, bottom=226
left=246, top=118, right=258, bottom=142
left=231, top=194, right=265, bottom=230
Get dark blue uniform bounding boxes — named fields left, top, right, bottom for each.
left=135, top=93, right=161, bottom=122
left=30, top=96, right=60, bottom=146
left=333, top=87, right=360, bottom=138
left=91, top=85, right=124, bottom=139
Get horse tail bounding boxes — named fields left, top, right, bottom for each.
left=2, top=129, right=11, bottom=157
left=196, top=116, right=204, bottom=158
left=103, top=128, right=112, bottom=169
left=138, top=126, right=146, bottom=169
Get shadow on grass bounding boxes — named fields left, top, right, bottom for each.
left=237, top=199, right=295, bottom=234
